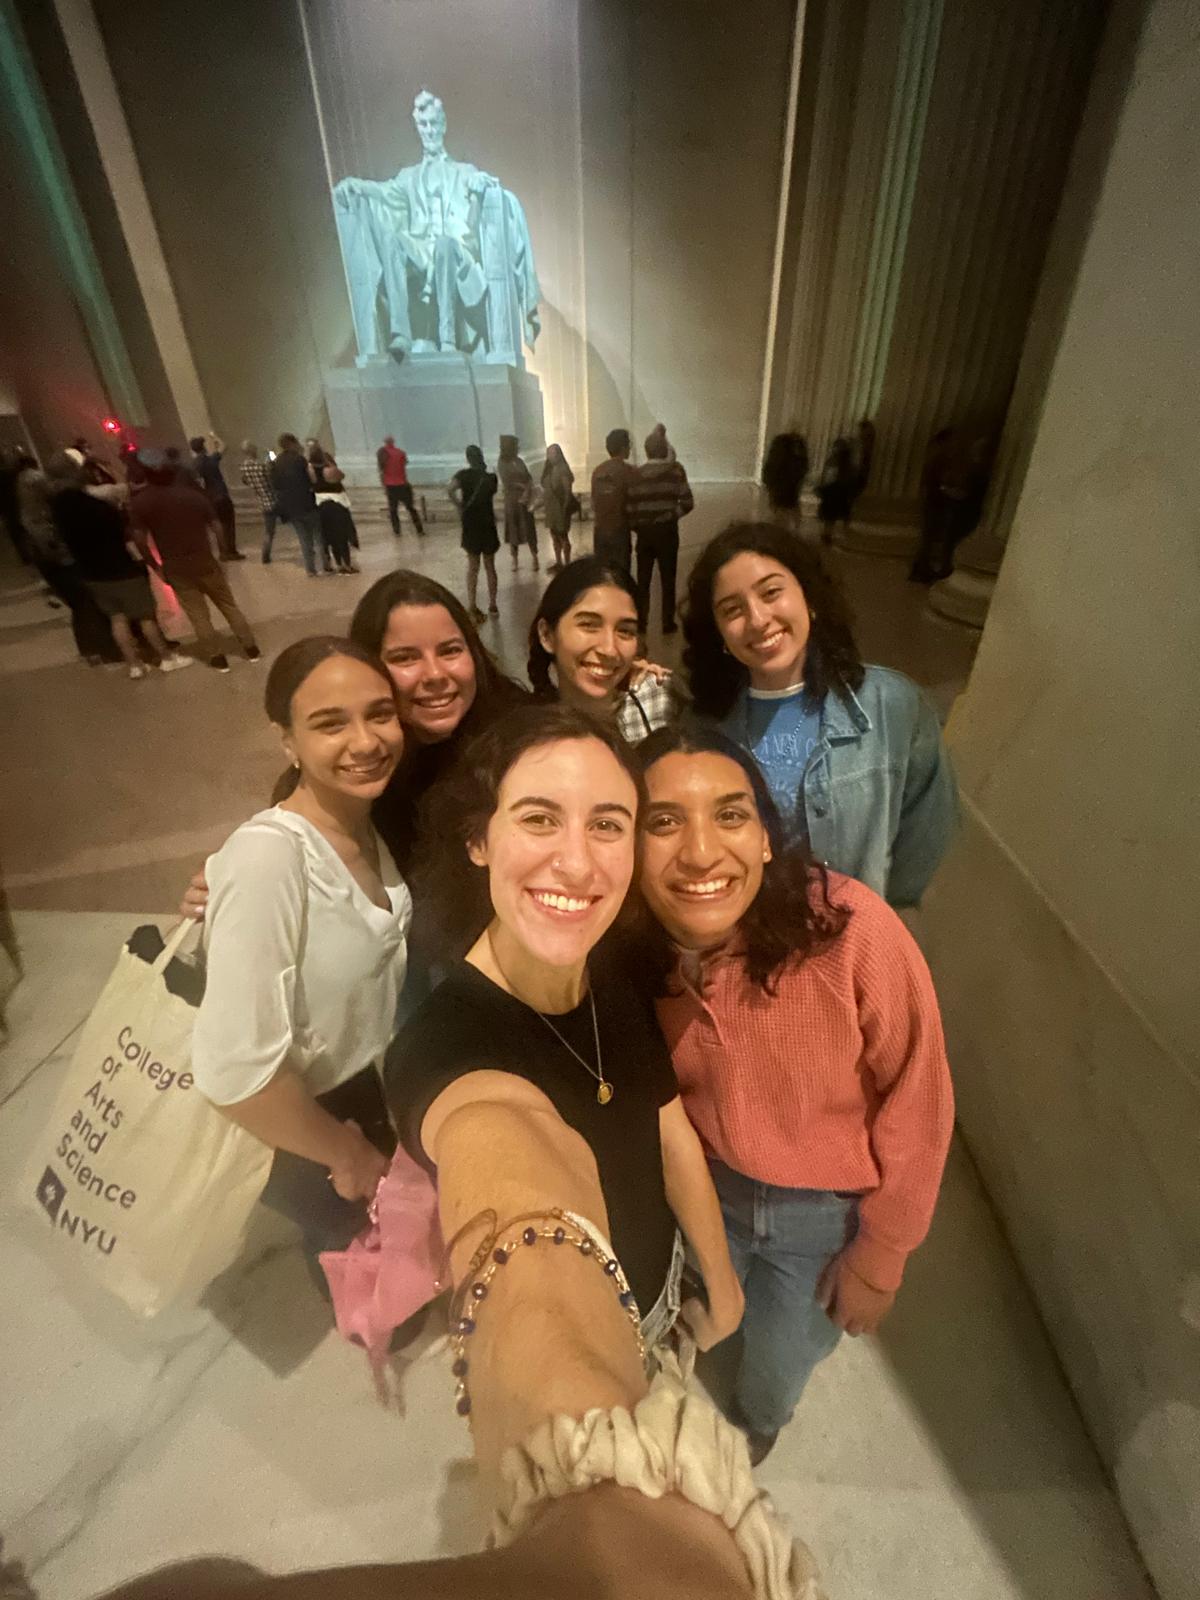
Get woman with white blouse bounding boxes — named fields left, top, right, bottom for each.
left=192, top=636, right=412, bottom=1280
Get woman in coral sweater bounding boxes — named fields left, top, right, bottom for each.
left=634, top=722, right=954, bottom=1466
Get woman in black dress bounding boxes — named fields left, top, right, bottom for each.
left=449, top=444, right=500, bottom=624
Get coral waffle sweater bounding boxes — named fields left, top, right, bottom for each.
left=654, top=873, right=954, bottom=1292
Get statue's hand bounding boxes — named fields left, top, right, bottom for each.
left=467, top=171, right=499, bottom=197
left=335, top=176, right=371, bottom=207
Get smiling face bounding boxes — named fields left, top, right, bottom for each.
left=640, top=749, right=771, bottom=950
left=711, top=551, right=811, bottom=691
left=469, top=737, right=637, bottom=971
left=380, top=602, right=478, bottom=743
left=538, top=584, right=640, bottom=708
left=279, top=655, right=404, bottom=802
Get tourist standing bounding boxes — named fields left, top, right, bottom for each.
left=540, top=443, right=576, bottom=572
left=47, top=452, right=187, bottom=680
left=15, top=454, right=114, bottom=662
left=189, top=434, right=242, bottom=560
left=590, top=427, right=637, bottom=573
left=193, top=637, right=411, bottom=1284
left=634, top=724, right=954, bottom=1463
left=269, top=434, right=322, bottom=576
left=130, top=449, right=259, bottom=673
left=814, top=437, right=856, bottom=545
left=449, top=445, right=500, bottom=624
left=683, top=521, right=957, bottom=906
left=308, top=444, right=359, bottom=575
left=851, top=418, right=876, bottom=507
left=497, top=434, right=538, bottom=572
left=627, top=429, right=694, bottom=636
left=377, top=434, right=424, bottom=537
left=240, top=441, right=279, bottom=563
left=528, top=559, right=677, bottom=744
left=761, top=431, right=809, bottom=528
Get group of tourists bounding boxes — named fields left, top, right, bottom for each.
left=442, top=422, right=693, bottom=635
left=761, top=420, right=876, bottom=543
left=181, top=514, right=956, bottom=1493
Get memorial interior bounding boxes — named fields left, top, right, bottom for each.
left=0, top=1, right=1196, bottom=1598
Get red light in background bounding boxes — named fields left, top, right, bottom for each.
left=101, top=416, right=122, bottom=435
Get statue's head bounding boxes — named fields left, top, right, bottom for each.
left=413, top=90, right=447, bottom=156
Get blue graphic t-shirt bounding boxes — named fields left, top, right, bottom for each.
left=722, top=685, right=823, bottom=839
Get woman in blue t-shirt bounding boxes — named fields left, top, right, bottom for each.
left=682, top=522, right=957, bottom=907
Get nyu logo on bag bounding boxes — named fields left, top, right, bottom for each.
left=20, top=922, right=271, bottom=1315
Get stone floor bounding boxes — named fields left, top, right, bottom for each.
left=0, top=492, right=1153, bottom=1597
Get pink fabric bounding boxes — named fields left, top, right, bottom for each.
left=319, top=1146, right=444, bottom=1366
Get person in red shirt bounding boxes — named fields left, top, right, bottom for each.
left=634, top=722, right=954, bottom=1466
left=377, top=435, right=425, bottom=537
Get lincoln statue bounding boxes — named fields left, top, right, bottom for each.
left=332, top=90, right=541, bottom=366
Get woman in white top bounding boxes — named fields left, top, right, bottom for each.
left=192, top=636, right=412, bottom=1278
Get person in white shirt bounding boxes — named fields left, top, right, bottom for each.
left=192, top=636, right=412, bottom=1281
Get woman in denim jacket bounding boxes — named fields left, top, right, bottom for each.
left=682, top=522, right=957, bottom=907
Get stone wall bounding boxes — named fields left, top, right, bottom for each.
left=915, top=0, right=1200, bottom=1590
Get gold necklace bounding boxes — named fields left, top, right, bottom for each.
left=533, top=988, right=614, bottom=1106
left=486, top=933, right=613, bottom=1105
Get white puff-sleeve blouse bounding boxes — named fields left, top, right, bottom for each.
left=192, top=807, right=411, bottom=1106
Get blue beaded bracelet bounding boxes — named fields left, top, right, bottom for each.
left=444, top=1208, right=644, bottom=1421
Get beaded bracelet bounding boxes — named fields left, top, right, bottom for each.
left=445, top=1207, right=645, bottom=1419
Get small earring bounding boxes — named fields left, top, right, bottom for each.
left=293, top=759, right=301, bottom=770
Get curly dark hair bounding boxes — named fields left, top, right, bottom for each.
left=413, top=702, right=648, bottom=964
left=681, top=522, right=864, bottom=719
left=631, top=721, right=849, bottom=994
left=526, top=557, right=641, bottom=697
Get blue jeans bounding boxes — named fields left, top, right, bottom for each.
left=712, top=1161, right=858, bottom=1435
left=260, top=507, right=278, bottom=561
left=288, top=510, right=321, bottom=575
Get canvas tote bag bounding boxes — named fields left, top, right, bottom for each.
left=18, top=918, right=272, bottom=1316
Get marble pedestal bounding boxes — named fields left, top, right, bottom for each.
left=324, top=355, right=545, bottom=486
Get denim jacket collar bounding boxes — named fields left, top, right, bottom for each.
left=820, top=683, right=872, bottom=744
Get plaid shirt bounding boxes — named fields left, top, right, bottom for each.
left=617, top=673, right=677, bottom=743
left=240, top=457, right=275, bottom=510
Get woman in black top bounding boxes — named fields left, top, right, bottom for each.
left=448, top=444, right=500, bottom=624
left=386, top=703, right=743, bottom=1342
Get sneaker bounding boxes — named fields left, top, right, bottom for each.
left=209, top=654, right=231, bottom=673
left=128, top=664, right=147, bottom=681
left=244, top=645, right=262, bottom=662
left=487, top=604, right=499, bottom=616
left=223, top=551, right=247, bottom=562
left=159, top=654, right=196, bottom=673
left=469, top=606, right=487, bottom=625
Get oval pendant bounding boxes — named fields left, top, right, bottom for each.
left=596, top=1081, right=614, bottom=1106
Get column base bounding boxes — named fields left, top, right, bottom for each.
left=927, top=567, right=996, bottom=628
left=836, top=522, right=919, bottom=558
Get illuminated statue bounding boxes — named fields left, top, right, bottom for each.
left=333, top=90, right=540, bottom=366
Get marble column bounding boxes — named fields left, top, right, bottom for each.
left=769, top=0, right=1107, bottom=541
left=929, top=0, right=1139, bottom=626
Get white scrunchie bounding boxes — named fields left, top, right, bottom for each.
left=492, top=1349, right=825, bottom=1600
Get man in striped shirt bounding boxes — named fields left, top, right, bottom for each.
left=240, top=441, right=279, bottom=564
left=627, top=427, right=694, bottom=636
